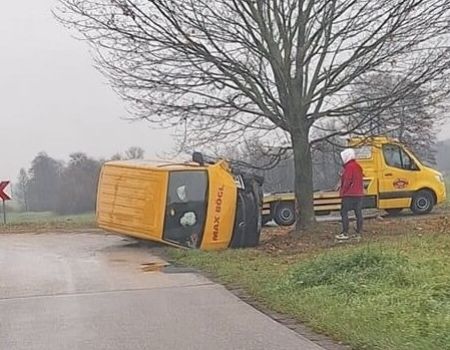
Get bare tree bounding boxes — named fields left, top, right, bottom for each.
left=436, top=139, right=450, bottom=173
left=20, top=152, right=103, bottom=215
left=216, top=137, right=341, bottom=193
left=125, top=146, right=145, bottom=159
left=212, top=139, right=295, bottom=192
left=16, top=168, right=29, bottom=212
left=57, top=153, right=102, bottom=214
left=110, top=153, right=123, bottom=161
left=56, top=0, right=450, bottom=230
left=27, top=153, right=63, bottom=212
left=109, top=147, right=145, bottom=160
left=349, top=73, right=445, bottom=164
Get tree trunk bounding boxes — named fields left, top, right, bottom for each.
left=24, top=193, right=28, bottom=212
left=291, top=131, right=315, bottom=233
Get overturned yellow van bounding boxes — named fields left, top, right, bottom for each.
left=96, top=154, right=263, bottom=250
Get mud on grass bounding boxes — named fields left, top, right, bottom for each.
left=169, top=212, right=450, bottom=350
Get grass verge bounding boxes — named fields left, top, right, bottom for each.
left=169, top=231, right=450, bottom=350
left=0, top=211, right=96, bottom=232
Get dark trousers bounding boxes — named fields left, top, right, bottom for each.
left=341, top=197, right=363, bottom=234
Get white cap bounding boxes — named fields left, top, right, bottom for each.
left=341, top=148, right=356, bottom=164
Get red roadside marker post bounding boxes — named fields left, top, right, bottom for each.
left=0, top=181, right=11, bottom=224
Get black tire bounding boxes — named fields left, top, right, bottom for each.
left=411, top=190, right=434, bottom=215
left=385, top=208, right=403, bottom=216
left=244, top=184, right=262, bottom=247
left=230, top=192, right=247, bottom=248
left=273, top=202, right=296, bottom=226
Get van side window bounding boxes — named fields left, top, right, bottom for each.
left=355, top=146, right=372, bottom=159
left=383, top=144, right=418, bottom=171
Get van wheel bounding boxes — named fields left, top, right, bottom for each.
left=230, top=192, right=247, bottom=248
left=274, top=202, right=295, bottom=226
left=411, top=190, right=434, bottom=215
left=385, top=208, right=403, bottom=216
left=244, top=189, right=261, bottom=247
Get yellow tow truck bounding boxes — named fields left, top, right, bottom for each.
left=96, top=153, right=264, bottom=250
left=263, top=137, right=447, bottom=226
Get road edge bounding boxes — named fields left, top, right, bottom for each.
left=156, top=248, right=352, bottom=350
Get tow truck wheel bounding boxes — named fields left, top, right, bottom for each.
left=411, top=190, right=434, bottom=215
left=385, top=208, right=403, bottom=216
left=274, top=202, right=295, bottom=226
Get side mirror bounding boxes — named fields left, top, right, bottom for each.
left=192, top=152, right=205, bottom=166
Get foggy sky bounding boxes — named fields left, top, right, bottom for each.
left=1, top=1, right=449, bottom=182
left=1, top=0, right=173, bottom=182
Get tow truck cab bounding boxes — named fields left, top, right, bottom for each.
left=263, top=137, right=447, bottom=226
left=96, top=155, right=263, bottom=250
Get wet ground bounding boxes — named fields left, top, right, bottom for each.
left=0, top=231, right=323, bottom=350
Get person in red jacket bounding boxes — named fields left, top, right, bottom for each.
left=336, top=148, right=364, bottom=240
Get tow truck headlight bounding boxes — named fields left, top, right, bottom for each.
left=436, top=174, right=444, bottom=183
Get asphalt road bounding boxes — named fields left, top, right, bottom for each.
left=0, top=232, right=323, bottom=350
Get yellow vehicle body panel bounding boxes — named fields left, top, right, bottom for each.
left=263, top=191, right=343, bottom=213
left=96, top=162, right=169, bottom=242
left=200, top=162, right=237, bottom=251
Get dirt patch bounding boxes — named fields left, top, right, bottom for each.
left=141, top=261, right=170, bottom=272
left=259, top=223, right=339, bottom=255
left=259, top=210, right=450, bottom=256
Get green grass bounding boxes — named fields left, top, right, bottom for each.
left=0, top=211, right=96, bottom=231
left=170, top=233, right=450, bottom=350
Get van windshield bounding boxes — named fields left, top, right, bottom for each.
left=163, top=170, right=208, bottom=248
left=383, top=144, right=420, bottom=171
left=404, top=147, right=426, bottom=167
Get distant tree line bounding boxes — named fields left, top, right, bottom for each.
left=14, top=147, right=145, bottom=214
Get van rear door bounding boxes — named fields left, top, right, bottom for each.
left=96, top=163, right=168, bottom=240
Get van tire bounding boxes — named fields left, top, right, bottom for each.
left=274, top=202, right=296, bottom=226
left=411, top=190, right=434, bottom=215
left=385, top=208, right=403, bottom=216
left=230, top=192, right=247, bottom=248
left=244, top=186, right=262, bottom=247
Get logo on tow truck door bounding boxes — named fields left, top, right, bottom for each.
left=212, top=185, right=225, bottom=241
left=393, top=178, right=409, bottom=189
